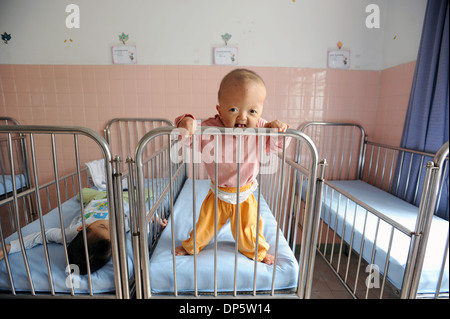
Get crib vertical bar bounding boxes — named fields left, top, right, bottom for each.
left=322, top=187, right=333, bottom=258
left=329, top=193, right=341, bottom=265
left=380, top=148, right=388, bottom=189
left=126, top=121, right=132, bottom=158
left=304, top=158, right=326, bottom=298
left=253, top=136, right=263, bottom=296
left=118, top=121, right=124, bottom=161
left=112, top=156, right=130, bottom=299
left=271, top=136, right=287, bottom=296
left=373, top=146, right=381, bottom=186
left=336, top=198, right=349, bottom=274
left=353, top=210, right=369, bottom=293
left=233, top=135, right=242, bottom=297
left=388, top=150, right=397, bottom=192
left=403, top=153, right=414, bottom=199
left=7, top=133, right=36, bottom=295
left=127, top=157, right=142, bottom=299
left=168, top=134, right=177, bottom=297
left=344, top=203, right=359, bottom=283
left=365, top=218, right=380, bottom=299
left=191, top=134, right=198, bottom=297
left=367, top=144, right=374, bottom=183
left=347, top=126, right=355, bottom=180
left=286, top=168, right=297, bottom=247
left=379, top=226, right=395, bottom=299
left=331, top=126, right=338, bottom=179
left=50, top=134, right=75, bottom=296
left=338, top=127, right=346, bottom=180
left=395, top=152, right=405, bottom=196
left=413, top=156, right=425, bottom=205
left=73, top=135, right=94, bottom=296
left=214, top=135, right=219, bottom=297
left=291, top=172, right=302, bottom=258
left=434, top=231, right=448, bottom=299
left=29, top=133, right=55, bottom=295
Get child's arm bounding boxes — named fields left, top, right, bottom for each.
left=4, top=228, right=76, bottom=256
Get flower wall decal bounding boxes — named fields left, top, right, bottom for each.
left=221, top=33, right=232, bottom=46
left=2, top=32, right=11, bottom=44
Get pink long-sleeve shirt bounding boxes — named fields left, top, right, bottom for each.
left=175, top=114, right=290, bottom=188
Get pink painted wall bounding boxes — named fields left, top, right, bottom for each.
left=0, top=62, right=413, bottom=148
left=374, top=61, right=416, bottom=145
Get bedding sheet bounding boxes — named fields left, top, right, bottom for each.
left=321, top=180, right=448, bottom=295
left=148, top=179, right=299, bottom=294
left=0, top=174, right=27, bottom=196
left=0, top=191, right=134, bottom=294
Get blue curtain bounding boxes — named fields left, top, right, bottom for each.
left=396, top=0, right=449, bottom=220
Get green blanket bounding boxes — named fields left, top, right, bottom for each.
left=79, top=188, right=152, bottom=206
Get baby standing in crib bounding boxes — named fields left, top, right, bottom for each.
left=174, top=68, right=289, bottom=265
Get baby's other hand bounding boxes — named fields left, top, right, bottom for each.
left=265, top=120, right=288, bottom=132
left=178, top=116, right=197, bottom=136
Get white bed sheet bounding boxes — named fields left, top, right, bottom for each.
left=0, top=193, right=134, bottom=294
left=321, top=180, right=449, bottom=295
left=148, top=179, right=299, bottom=294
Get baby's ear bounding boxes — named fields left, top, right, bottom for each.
left=77, top=224, right=90, bottom=232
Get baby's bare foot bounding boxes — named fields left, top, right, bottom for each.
left=262, top=254, right=274, bottom=265
left=175, top=246, right=188, bottom=256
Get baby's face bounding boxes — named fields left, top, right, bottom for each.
left=216, top=81, right=266, bottom=129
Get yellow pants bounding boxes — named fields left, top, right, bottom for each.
left=182, top=182, right=270, bottom=261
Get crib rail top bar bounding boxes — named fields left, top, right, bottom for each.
left=135, top=126, right=319, bottom=175
left=136, top=125, right=318, bottom=154
left=298, top=121, right=366, bottom=135
left=323, top=180, right=414, bottom=236
left=0, top=125, right=111, bottom=158
left=0, top=117, right=21, bottom=125
left=368, top=140, right=449, bottom=160
left=104, top=118, right=174, bottom=131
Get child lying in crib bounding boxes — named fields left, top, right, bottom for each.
left=174, top=68, right=289, bottom=265
left=0, top=198, right=168, bottom=274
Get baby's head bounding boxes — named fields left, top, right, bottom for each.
left=216, top=69, right=266, bottom=128
left=67, top=220, right=112, bottom=275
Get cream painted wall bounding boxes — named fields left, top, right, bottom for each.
left=0, top=0, right=426, bottom=70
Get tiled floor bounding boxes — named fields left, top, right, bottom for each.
left=310, top=251, right=400, bottom=299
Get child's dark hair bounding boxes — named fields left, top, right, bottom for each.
left=67, top=229, right=111, bottom=275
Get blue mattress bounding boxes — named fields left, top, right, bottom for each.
left=148, top=179, right=299, bottom=294
left=322, top=180, right=449, bottom=295
left=0, top=174, right=27, bottom=196
left=0, top=193, right=134, bottom=294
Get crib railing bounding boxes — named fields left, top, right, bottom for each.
left=298, top=122, right=365, bottom=181
left=0, top=125, right=127, bottom=298
left=407, top=141, right=449, bottom=298
left=104, top=118, right=173, bottom=172
left=362, top=141, right=449, bottom=212
left=134, top=126, right=324, bottom=299
left=297, top=121, right=449, bottom=299
left=0, top=117, right=32, bottom=216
